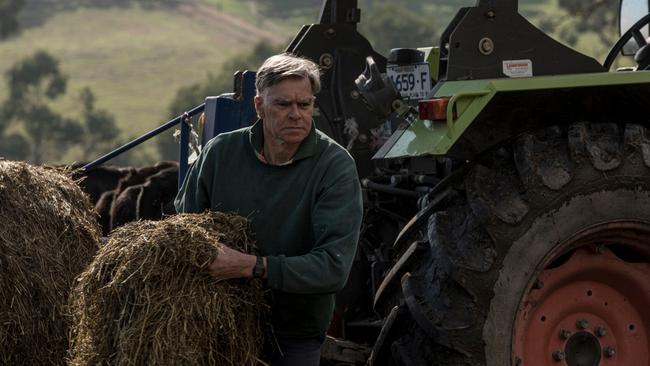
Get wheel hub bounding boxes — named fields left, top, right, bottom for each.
left=565, top=331, right=601, bottom=366
left=512, top=223, right=650, bottom=366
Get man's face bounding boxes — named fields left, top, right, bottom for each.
left=254, top=77, right=315, bottom=147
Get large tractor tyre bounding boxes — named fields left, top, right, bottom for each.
left=372, top=123, right=650, bottom=366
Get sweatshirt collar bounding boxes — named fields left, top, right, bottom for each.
left=248, top=119, right=317, bottom=165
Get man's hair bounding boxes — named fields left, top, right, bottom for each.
left=255, top=53, right=321, bottom=97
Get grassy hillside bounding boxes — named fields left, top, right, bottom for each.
left=0, top=0, right=295, bottom=164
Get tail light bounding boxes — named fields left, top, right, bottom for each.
left=418, top=98, right=450, bottom=121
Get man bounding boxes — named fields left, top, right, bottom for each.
left=174, top=53, right=363, bottom=366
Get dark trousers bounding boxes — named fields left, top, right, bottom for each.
left=266, top=334, right=325, bottom=366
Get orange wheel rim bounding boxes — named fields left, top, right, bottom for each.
left=513, top=222, right=650, bottom=366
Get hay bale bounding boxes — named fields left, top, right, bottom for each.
left=69, top=212, right=266, bottom=366
left=0, top=161, right=101, bottom=365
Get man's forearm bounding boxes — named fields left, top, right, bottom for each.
left=207, top=245, right=267, bottom=280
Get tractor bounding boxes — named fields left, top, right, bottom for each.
left=82, top=0, right=650, bottom=364
left=263, top=1, right=650, bottom=364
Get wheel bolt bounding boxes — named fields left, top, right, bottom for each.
left=560, top=329, right=572, bottom=340
left=596, top=326, right=607, bottom=337
left=604, top=346, right=616, bottom=357
left=576, top=319, right=589, bottom=329
left=552, top=350, right=566, bottom=361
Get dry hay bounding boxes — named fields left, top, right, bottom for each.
left=0, top=161, right=101, bottom=365
left=69, top=212, right=267, bottom=366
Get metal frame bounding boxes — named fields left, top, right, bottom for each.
left=81, top=103, right=204, bottom=187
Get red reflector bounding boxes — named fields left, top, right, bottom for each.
left=418, top=98, right=449, bottom=121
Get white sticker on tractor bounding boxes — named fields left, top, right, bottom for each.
left=503, top=59, right=533, bottom=78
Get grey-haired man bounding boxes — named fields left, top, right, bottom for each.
left=175, top=53, right=363, bottom=365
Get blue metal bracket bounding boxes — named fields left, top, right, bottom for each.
left=202, top=71, right=257, bottom=144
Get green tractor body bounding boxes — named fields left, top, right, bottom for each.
left=367, top=0, right=650, bottom=162
left=379, top=70, right=650, bottom=159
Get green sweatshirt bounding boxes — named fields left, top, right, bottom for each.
left=174, top=120, right=362, bottom=338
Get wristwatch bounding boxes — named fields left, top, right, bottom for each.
left=253, top=256, right=265, bottom=278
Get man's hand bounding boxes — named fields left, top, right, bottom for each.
left=207, top=243, right=258, bottom=281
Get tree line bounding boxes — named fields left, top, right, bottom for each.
left=0, top=51, right=123, bottom=163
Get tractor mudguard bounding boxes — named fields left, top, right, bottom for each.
left=376, top=71, right=650, bottom=161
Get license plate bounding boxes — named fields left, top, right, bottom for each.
left=386, top=63, right=432, bottom=100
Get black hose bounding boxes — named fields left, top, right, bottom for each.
left=362, top=179, right=423, bottom=198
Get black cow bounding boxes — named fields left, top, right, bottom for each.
left=91, top=161, right=180, bottom=235
left=109, top=185, right=143, bottom=231
left=104, top=161, right=180, bottom=233
left=95, top=190, right=115, bottom=236
left=93, top=169, right=151, bottom=235
left=69, top=164, right=133, bottom=204
left=137, top=166, right=179, bottom=221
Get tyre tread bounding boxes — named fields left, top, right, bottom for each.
left=380, top=123, right=650, bottom=366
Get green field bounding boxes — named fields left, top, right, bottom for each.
left=0, top=1, right=295, bottom=164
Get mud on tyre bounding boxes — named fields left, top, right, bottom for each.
left=371, top=123, right=650, bottom=366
